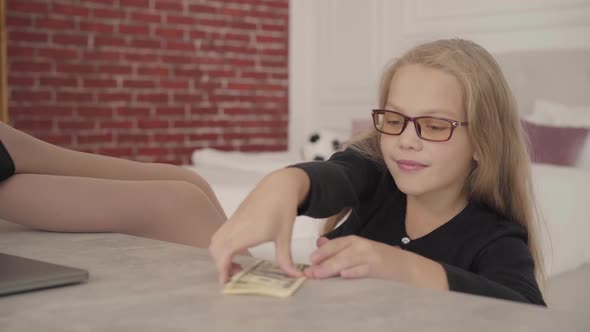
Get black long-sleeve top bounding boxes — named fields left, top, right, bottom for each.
left=290, top=148, right=546, bottom=306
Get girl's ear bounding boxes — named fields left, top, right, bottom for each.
left=473, top=150, right=480, bottom=163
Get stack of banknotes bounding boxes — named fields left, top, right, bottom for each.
left=223, top=260, right=307, bottom=298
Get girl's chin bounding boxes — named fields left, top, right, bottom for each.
left=391, top=171, right=435, bottom=194
left=396, top=186, right=427, bottom=197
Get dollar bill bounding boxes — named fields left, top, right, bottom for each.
left=222, top=260, right=307, bottom=298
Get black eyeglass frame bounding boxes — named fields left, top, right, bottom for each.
left=371, top=109, right=468, bottom=142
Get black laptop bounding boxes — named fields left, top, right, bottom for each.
left=0, top=253, right=89, bottom=296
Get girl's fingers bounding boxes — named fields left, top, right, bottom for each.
left=275, top=229, right=303, bottom=277
left=308, top=247, right=358, bottom=279
left=210, top=247, right=232, bottom=284
left=316, top=236, right=330, bottom=247
left=339, top=264, right=370, bottom=279
left=229, top=262, right=243, bottom=277
left=209, top=225, right=260, bottom=284
left=310, top=237, right=352, bottom=265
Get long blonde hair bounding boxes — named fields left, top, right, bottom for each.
left=323, top=39, right=546, bottom=286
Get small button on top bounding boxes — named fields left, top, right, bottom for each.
left=401, top=237, right=411, bottom=245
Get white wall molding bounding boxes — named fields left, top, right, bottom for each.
left=289, top=0, right=316, bottom=153
left=401, top=0, right=590, bottom=52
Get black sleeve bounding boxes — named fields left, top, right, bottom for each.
left=442, top=236, right=546, bottom=306
left=288, top=148, right=383, bottom=218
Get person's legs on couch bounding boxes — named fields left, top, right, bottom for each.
left=0, top=122, right=225, bottom=247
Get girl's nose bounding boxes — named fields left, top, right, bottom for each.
left=398, top=121, right=422, bottom=150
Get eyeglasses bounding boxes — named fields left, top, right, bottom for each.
left=372, top=109, right=468, bottom=142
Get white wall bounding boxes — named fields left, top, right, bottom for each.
left=289, top=0, right=590, bottom=152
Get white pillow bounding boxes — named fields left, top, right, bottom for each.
left=191, top=148, right=302, bottom=173
left=532, top=163, right=590, bottom=277
left=530, top=99, right=590, bottom=127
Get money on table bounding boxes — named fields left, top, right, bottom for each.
left=223, top=260, right=307, bottom=298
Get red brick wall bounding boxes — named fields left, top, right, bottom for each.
left=5, top=0, right=289, bottom=165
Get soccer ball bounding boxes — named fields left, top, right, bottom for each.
left=302, top=129, right=347, bottom=161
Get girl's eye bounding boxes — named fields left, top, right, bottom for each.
left=426, top=125, right=446, bottom=131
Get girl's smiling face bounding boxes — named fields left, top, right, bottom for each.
left=380, top=64, right=477, bottom=199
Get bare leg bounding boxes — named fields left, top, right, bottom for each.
left=0, top=121, right=226, bottom=220
left=0, top=122, right=228, bottom=248
left=0, top=174, right=224, bottom=248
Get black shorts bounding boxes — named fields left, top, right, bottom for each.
left=0, top=140, right=15, bottom=182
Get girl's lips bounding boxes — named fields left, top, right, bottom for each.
left=396, top=160, right=429, bottom=172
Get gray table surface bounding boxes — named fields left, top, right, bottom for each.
left=0, top=220, right=588, bottom=332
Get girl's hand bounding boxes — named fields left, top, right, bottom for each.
left=304, top=236, right=409, bottom=281
left=209, top=168, right=310, bottom=284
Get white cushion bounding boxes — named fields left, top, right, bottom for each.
left=529, top=99, right=590, bottom=127
left=532, top=163, right=590, bottom=277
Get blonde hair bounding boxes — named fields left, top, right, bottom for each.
left=323, top=38, right=546, bottom=288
